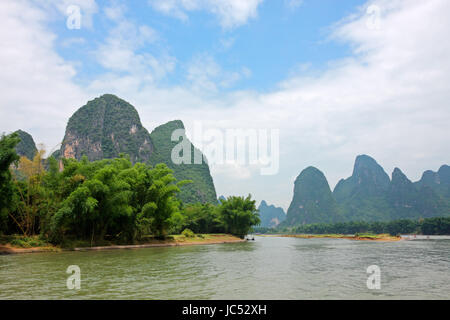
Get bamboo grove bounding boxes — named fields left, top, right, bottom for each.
left=0, top=133, right=260, bottom=244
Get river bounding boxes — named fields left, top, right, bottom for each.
left=0, top=236, right=449, bottom=299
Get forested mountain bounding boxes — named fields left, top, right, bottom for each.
left=415, top=165, right=450, bottom=198
left=50, top=95, right=217, bottom=205
left=333, top=155, right=392, bottom=221
left=258, top=200, right=286, bottom=228
left=149, top=120, right=217, bottom=204
left=284, top=166, right=340, bottom=226
left=14, top=130, right=37, bottom=160
left=57, top=94, right=153, bottom=163
left=284, top=155, right=450, bottom=226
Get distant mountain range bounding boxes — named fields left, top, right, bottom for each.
left=282, top=155, right=450, bottom=226
left=258, top=200, right=286, bottom=228
left=17, top=94, right=217, bottom=204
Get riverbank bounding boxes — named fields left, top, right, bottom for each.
left=274, top=233, right=403, bottom=241
left=0, top=234, right=245, bottom=255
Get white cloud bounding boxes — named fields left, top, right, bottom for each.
left=185, top=53, right=251, bottom=92
left=285, top=0, right=303, bottom=10
left=94, top=7, right=175, bottom=84
left=148, top=0, right=263, bottom=28
left=0, top=0, right=88, bottom=153
left=32, top=0, right=99, bottom=29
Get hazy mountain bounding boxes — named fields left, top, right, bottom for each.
left=58, top=94, right=153, bottom=163
left=284, top=166, right=340, bottom=225
left=218, top=195, right=226, bottom=204
left=14, top=130, right=37, bottom=160
left=258, top=200, right=286, bottom=228
left=149, top=120, right=217, bottom=204
left=282, top=155, right=450, bottom=227
left=387, top=168, right=421, bottom=219
left=415, top=165, right=450, bottom=198
left=333, top=155, right=393, bottom=221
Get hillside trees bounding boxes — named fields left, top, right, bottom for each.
left=0, top=133, right=20, bottom=233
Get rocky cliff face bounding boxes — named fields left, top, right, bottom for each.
left=258, top=200, right=286, bottom=228
left=149, top=120, right=217, bottom=204
left=285, top=166, right=340, bottom=225
left=59, top=94, right=153, bottom=163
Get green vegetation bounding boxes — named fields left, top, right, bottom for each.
left=181, top=228, right=195, bottom=238
left=283, top=166, right=340, bottom=226
left=0, top=136, right=259, bottom=246
left=0, top=234, right=50, bottom=248
left=149, top=120, right=217, bottom=204
left=256, top=216, right=450, bottom=236
left=14, top=130, right=37, bottom=160
left=216, top=195, right=260, bottom=238
left=57, top=94, right=153, bottom=163
left=0, top=133, right=21, bottom=233
left=54, top=95, right=217, bottom=205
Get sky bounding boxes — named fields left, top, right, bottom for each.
left=1, top=0, right=449, bottom=210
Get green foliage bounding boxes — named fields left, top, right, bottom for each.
left=149, top=120, right=217, bottom=204
left=181, top=228, right=195, bottom=238
left=0, top=132, right=21, bottom=233
left=284, top=216, right=450, bottom=235
left=181, top=202, right=222, bottom=234
left=216, top=195, right=260, bottom=238
left=50, top=157, right=184, bottom=242
left=59, top=94, right=153, bottom=163
left=5, top=235, right=49, bottom=248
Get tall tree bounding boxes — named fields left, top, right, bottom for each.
left=217, top=195, right=260, bottom=238
left=0, top=133, right=20, bottom=233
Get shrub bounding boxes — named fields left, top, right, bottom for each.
left=181, top=228, right=195, bottom=238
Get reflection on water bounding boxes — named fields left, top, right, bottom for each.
left=0, top=236, right=449, bottom=299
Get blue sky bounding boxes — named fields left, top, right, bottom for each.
left=55, top=0, right=366, bottom=91
left=1, top=0, right=449, bottom=209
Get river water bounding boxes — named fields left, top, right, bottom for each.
left=0, top=236, right=449, bottom=299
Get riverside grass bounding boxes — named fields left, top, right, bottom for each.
left=0, top=234, right=244, bottom=254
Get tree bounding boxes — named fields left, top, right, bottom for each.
left=0, top=133, right=21, bottom=233
left=51, top=157, right=134, bottom=243
left=181, top=203, right=222, bottom=234
left=12, top=148, right=47, bottom=236
left=50, top=157, right=189, bottom=243
left=134, top=163, right=189, bottom=239
left=217, top=195, right=260, bottom=238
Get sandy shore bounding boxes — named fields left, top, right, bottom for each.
left=0, top=234, right=245, bottom=255
left=278, top=234, right=403, bottom=242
